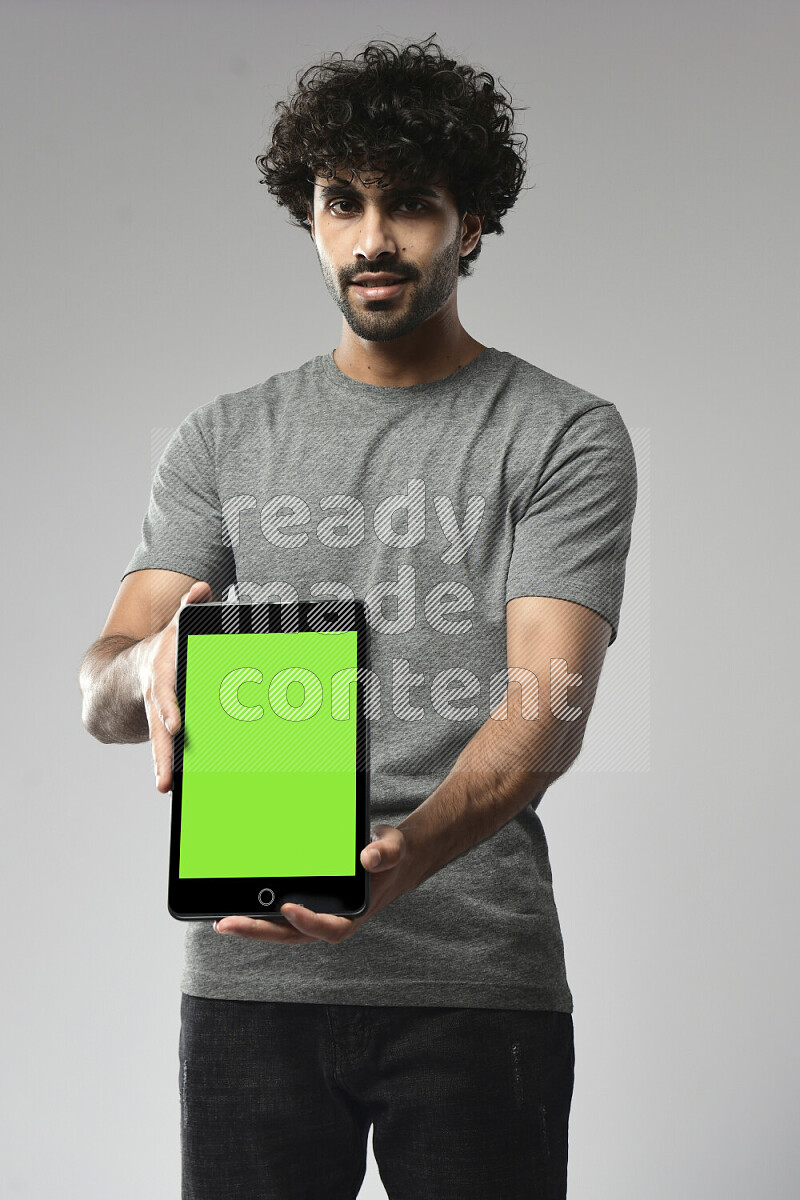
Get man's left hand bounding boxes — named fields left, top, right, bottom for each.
left=212, top=824, right=420, bottom=945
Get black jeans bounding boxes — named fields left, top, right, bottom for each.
left=179, top=993, right=575, bottom=1199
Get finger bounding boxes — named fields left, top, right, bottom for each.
left=215, top=915, right=322, bottom=944
left=279, top=905, right=355, bottom=943
left=151, top=633, right=182, bottom=736
left=153, top=681, right=181, bottom=738
left=146, top=699, right=173, bottom=791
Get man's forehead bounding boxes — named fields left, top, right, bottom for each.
left=312, top=168, right=449, bottom=196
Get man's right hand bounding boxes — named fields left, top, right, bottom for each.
left=136, top=579, right=212, bottom=792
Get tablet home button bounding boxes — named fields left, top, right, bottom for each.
left=258, top=888, right=275, bottom=907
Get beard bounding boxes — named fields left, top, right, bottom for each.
left=315, top=224, right=463, bottom=342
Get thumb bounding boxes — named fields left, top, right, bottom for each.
left=181, top=580, right=212, bottom=608
left=361, top=824, right=405, bottom=870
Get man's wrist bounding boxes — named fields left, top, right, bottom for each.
left=80, top=634, right=150, bottom=743
left=395, top=711, right=571, bottom=890
left=397, top=772, right=540, bottom=890
left=397, top=805, right=457, bottom=891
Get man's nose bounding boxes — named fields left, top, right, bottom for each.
left=352, top=203, right=400, bottom=261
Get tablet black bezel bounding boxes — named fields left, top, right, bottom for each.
left=168, top=600, right=370, bottom=922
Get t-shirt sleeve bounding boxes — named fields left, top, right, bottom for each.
left=505, top=403, right=638, bottom=645
left=121, top=409, right=236, bottom=600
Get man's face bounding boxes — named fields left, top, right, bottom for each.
left=307, top=167, right=470, bottom=342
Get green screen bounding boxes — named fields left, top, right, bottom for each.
left=179, top=630, right=359, bottom=878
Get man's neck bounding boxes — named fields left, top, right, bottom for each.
left=332, top=332, right=488, bottom=388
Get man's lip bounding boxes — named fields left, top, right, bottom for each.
left=350, top=279, right=408, bottom=300
left=350, top=275, right=408, bottom=285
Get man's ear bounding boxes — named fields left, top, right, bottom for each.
left=461, top=211, right=483, bottom=255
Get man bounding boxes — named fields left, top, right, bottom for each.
left=79, top=35, right=637, bottom=1200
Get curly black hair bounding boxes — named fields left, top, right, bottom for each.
left=256, top=34, right=529, bottom=278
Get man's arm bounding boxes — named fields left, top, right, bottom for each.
left=397, top=595, right=613, bottom=889
left=79, top=568, right=203, bottom=743
left=213, top=594, right=615, bottom=944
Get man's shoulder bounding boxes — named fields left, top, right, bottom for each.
left=187, top=356, right=320, bottom=435
left=485, top=348, right=619, bottom=429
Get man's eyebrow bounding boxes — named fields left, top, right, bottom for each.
left=317, top=179, right=442, bottom=200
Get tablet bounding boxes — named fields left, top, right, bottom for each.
left=168, top=599, right=371, bottom=922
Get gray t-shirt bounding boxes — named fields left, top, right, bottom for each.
left=123, top=346, right=637, bottom=1011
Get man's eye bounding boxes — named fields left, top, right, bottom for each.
left=327, top=199, right=427, bottom=214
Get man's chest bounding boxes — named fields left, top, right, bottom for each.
left=217, top=436, right=519, bottom=612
